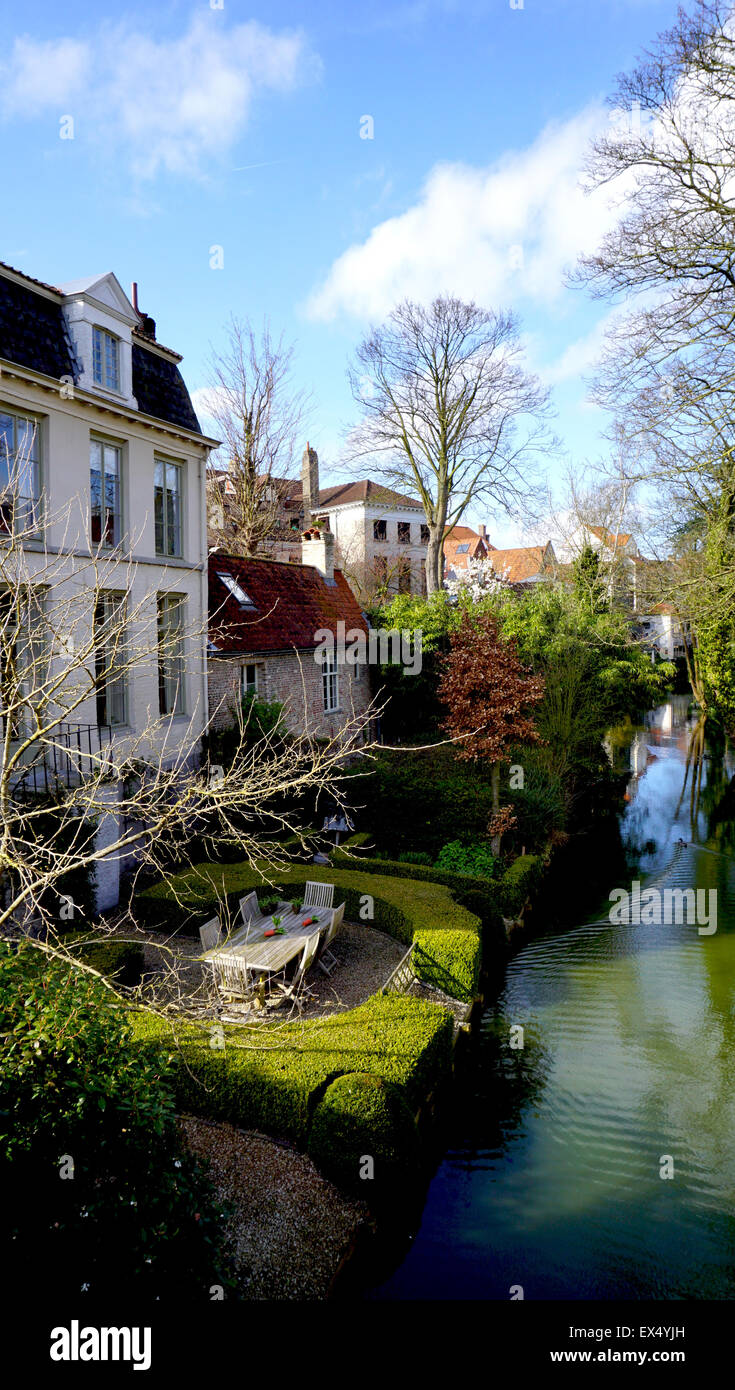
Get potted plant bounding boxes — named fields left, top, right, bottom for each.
left=291, top=896, right=303, bottom=914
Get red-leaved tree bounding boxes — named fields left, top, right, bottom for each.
left=438, top=610, right=545, bottom=853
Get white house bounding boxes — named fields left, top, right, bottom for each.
left=0, top=261, right=217, bottom=907
left=264, top=447, right=429, bottom=603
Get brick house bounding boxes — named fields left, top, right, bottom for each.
left=443, top=524, right=493, bottom=580
left=208, top=530, right=374, bottom=742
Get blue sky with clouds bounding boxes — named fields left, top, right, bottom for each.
left=0, top=0, right=681, bottom=545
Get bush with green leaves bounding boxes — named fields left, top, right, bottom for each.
left=506, top=747, right=566, bottom=852
left=0, top=944, right=228, bottom=1299
left=307, top=1072, right=422, bottom=1213
left=1, top=796, right=98, bottom=926
left=434, top=840, right=497, bottom=879
left=344, top=747, right=496, bottom=860
left=67, top=934, right=145, bottom=987
left=131, top=994, right=454, bottom=1147
left=201, top=691, right=286, bottom=769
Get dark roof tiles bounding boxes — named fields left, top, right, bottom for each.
left=0, top=264, right=202, bottom=435
left=209, top=553, right=368, bottom=654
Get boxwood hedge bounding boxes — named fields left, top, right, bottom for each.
left=501, top=854, right=543, bottom=916
left=130, top=993, right=454, bottom=1148
left=307, top=1072, right=422, bottom=1212
left=134, top=862, right=484, bottom=1003
left=333, top=843, right=542, bottom=930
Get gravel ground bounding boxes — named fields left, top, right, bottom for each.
left=109, top=917, right=404, bottom=1019
left=180, top=1115, right=371, bottom=1300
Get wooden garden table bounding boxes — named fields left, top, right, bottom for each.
left=201, top=903, right=331, bottom=976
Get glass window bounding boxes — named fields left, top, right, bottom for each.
left=322, top=651, right=339, bottom=712
left=92, top=328, right=120, bottom=391
left=398, top=521, right=411, bottom=544
left=90, top=439, right=121, bottom=547
left=94, top=592, right=127, bottom=727
left=0, top=409, right=40, bottom=533
left=373, top=519, right=387, bottom=542
left=398, top=559, right=412, bottom=594
left=240, top=663, right=258, bottom=698
left=154, top=459, right=182, bottom=557
left=218, top=572, right=255, bottom=608
left=420, top=524, right=430, bottom=545
left=157, top=594, right=185, bottom=716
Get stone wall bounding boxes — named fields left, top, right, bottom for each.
left=208, top=649, right=374, bottom=742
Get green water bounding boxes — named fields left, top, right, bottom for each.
left=374, top=697, right=735, bottom=1299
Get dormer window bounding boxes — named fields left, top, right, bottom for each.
left=92, top=327, right=120, bottom=391
left=217, top=571, right=255, bottom=609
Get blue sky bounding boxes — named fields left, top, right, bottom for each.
left=0, top=0, right=681, bottom=545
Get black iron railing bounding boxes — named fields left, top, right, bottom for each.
left=4, top=721, right=115, bottom=798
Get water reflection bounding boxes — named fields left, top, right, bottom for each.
left=372, top=699, right=735, bottom=1301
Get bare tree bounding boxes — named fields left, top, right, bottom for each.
left=573, top=0, right=735, bottom=715
left=347, top=297, right=554, bottom=593
left=205, top=318, right=309, bottom=556
left=0, top=443, right=377, bottom=1013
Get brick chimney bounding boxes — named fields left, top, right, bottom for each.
left=479, top=523, right=487, bottom=540
left=301, top=442, right=319, bottom=527
left=302, top=528, right=335, bottom=584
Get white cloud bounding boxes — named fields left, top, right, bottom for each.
left=536, top=309, right=621, bottom=387
left=0, top=15, right=315, bottom=179
left=306, top=107, right=628, bottom=321
left=0, top=37, right=90, bottom=114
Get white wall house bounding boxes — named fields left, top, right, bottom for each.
left=268, top=447, right=429, bottom=603
left=0, top=262, right=217, bottom=908
left=635, top=604, right=688, bottom=662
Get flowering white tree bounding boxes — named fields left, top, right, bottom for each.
left=444, top=553, right=514, bottom=603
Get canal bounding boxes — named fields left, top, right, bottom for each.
left=372, top=696, right=735, bottom=1300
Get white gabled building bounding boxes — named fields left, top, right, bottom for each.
left=0, top=261, right=217, bottom=907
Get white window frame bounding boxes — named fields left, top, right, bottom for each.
left=219, top=572, right=255, bottom=609
left=94, top=591, right=128, bottom=727
left=157, top=593, right=186, bottom=717
left=0, top=407, right=42, bottom=535
left=240, top=663, right=258, bottom=699
left=92, top=327, right=121, bottom=392
left=90, top=437, right=123, bottom=548
left=322, top=651, right=339, bottom=713
left=154, top=458, right=183, bottom=558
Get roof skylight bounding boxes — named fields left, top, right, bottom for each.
left=217, top=571, right=255, bottom=609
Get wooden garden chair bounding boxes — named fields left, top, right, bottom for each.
left=303, top=880, right=335, bottom=911
left=198, top=915, right=222, bottom=953
left=318, top=901, right=345, bottom=977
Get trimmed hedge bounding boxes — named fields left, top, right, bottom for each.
left=334, top=844, right=542, bottom=927
left=135, top=862, right=484, bottom=1003
left=501, top=854, right=543, bottom=916
left=130, top=993, right=454, bottom=1147
left=307, top=1072, right=421, bottom=1212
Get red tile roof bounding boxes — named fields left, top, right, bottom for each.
left=587, top=524, right=633, bottom=548
left=284, top=478, right=423, bottom=510
left=487, top=545, right=555, bottom=583
left=209, top=553, right=368, bottom=655
left=443, top=526, right=493, bottom=572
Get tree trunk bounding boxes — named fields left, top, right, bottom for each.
left=425, top=522, right=445, bottom=594
left=490, top=760, right=501, bottom=856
